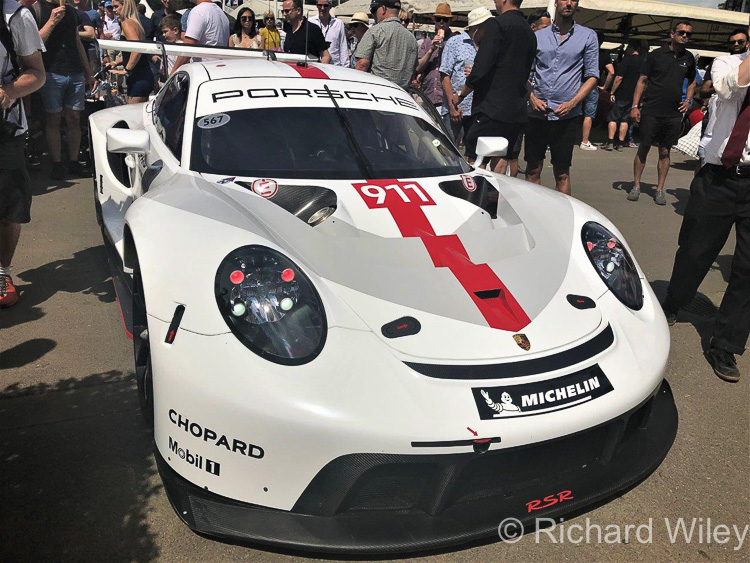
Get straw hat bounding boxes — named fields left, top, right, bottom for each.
left=467, top=7, right=492, bottom=28
left=433, top=2, right=453, bottom=19
left=350, top=12, right=370, bottom=26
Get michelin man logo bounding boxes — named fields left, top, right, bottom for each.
left=481, top=390, right=521, bottom=414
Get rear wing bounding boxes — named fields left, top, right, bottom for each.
left=96, top=39, right=317, bottom=63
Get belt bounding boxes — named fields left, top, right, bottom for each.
left=710, top=163, right=750, bottom=178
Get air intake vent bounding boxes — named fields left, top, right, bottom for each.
left=236, top=183, right=337, bottom=226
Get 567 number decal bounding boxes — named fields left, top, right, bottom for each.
left=197, top=113, right=230, bottom=129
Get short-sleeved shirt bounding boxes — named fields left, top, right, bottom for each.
left=184, top=1, right=228, bottom=47
left=259, top=26, right=281, bottom=51
left=418, top=30, right=453, bottom=104
left=37, top=1, right=82, bottom=75
left=640, top=44, right=696, bottom=118
left=613, top=53, right=643, bottom=102
left=439, top=31, right=475, bottom=116
left=103, top=12, right=120, bottom=40
left=529, top=22, right=599, bottom=121
left=86, top=8, right=100, bottom=29
left=77, top=9, right=95, bottom=51
left=598, top=49, right=612, bottom=85
left=353, top=16, right=417, bottom=89
left=180, top=8, right=189, bottom=32
left=1, top=0, right=44, bottom=136
left=283, top=17, right=328, bottom=58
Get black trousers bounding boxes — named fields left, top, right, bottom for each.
left=665, top=164, right=750, bottom=355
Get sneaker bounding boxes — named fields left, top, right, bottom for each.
left=705, top=347, right=740, bottom=382
left=580, top=142, right=597, bottom=151
left=662, top=304, right=678, bottom=326
left=50, top=161, right=66, bottom=181
left=627, top=187, right=641, bottom=201
left=654, top=191, right=667, bottom=206
left=602, top=140, right=614, bottom=151
left=614, top=143, right=623, bottom=152
left=628, top=142, right=638, bottom=148
left=68, top=160, right=88, bottom=177
left=0, top=274, right=18, bottom=308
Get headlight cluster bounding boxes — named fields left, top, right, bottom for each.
left=215, top=246, right=326, bottom=365
left=582, top=222, right=643, bottom=310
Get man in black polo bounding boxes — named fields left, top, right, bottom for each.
left=603, top=40, right=644, bottom=152
left=630, top=21, right=696, bottom=206
left=282, top=0, right=331, bottom=63
left=454, top=0, right=536, bottom=173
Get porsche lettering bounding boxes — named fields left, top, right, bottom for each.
left=169, top=409, right=264, bottom=459
left=210, top=88, right=419, bottom=109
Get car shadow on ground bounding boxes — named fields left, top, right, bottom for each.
left=650, top=280, right=719, bottom=352
left=0, top=370, right=160, bottom=561
left=1, top=246, right=115, bottom=331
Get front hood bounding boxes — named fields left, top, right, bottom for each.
left=195, top=171, right=605, bottom=361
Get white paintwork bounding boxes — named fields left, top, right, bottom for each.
left=474, top=136, right=509, bottom=168
left=90, top=55, right=671, bottom=512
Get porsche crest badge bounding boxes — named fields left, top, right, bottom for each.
left=513, top=334, right=531, bottom=351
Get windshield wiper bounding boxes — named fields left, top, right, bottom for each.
left=322, top=85, right=374, bottom=179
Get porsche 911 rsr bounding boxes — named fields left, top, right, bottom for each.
left=90, top=42, right=677, bottom=554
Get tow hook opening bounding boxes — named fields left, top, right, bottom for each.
left=473, top=438, right=492, bottom=454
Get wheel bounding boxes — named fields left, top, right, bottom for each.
left=132, top=262, right=154, bottom=427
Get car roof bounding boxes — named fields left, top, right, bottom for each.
left=195, top=58, right=404, bottom=91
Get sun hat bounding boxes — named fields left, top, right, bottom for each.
left=350, top=12, right=370, bottom=26
left=467, top=7, right=492, bottom=28
left=433, top=2, right=453, bottom=19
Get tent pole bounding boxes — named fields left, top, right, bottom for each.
left=548, top=0, right=556, bottom=22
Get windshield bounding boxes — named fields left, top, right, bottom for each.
left=190, top=107, right=471, bottom=179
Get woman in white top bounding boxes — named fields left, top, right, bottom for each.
left=229, top=8, right=263, bottom=49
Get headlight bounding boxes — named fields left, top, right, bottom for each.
left=215, top=246, right=327, bottom=365
left=582, top=222, right=643, bottom=310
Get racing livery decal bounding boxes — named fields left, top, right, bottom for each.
left=169, top=436, right=221, bottom=475
left=513, top=333, right=531, bottom=351
left=352, top=180, right=530, bottom=331
left=169, top=409, right=265, bottom=459
left=251, top=179, right=278, bottom=199
left=472, top=365, right=614, bottom=419
left=461, top=174, right=476, bottom=192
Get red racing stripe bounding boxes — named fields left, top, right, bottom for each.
left=283, top=62, right=329, bottom=79
left=353, top=180, right=530, bottom=332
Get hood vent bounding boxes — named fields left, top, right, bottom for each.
left=236, top=183, right=337, bottom=226
left=438, top=176, right=498, bottom=218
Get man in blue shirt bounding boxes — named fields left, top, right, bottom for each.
left=525, top=0, right=599, bottom=195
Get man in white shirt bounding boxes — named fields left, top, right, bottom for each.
left=0, top=0, right=46, bottom=308
left=663, top=41, right=750, bottom=383
left=171, top=0, right=229, bottom=75
left=309, top=0, right=346, bottom=66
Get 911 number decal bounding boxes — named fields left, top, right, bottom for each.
left=354, top=181, right=435, bottom=208
left=198, top=113, right=230, bottom=129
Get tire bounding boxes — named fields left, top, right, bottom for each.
left=132, top=261, right=154, bottom=427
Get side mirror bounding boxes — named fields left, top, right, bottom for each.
left=107, top=128, right=150, bottom=155
left=474, top=136, right=508, bottom=169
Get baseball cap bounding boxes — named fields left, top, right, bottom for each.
left=369, top=0, right=401, bottom=13
left=104, top=1, right=112, bottom=7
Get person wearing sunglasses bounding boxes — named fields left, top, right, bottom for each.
left=282, top=0, right=331, bottom=63
left=310, top=0, right=348, bottom=66
left=699, top=28, right=748, bottom=103
left=353, top=0, right=417, bottom=89
left=629, top=21, right=696, bottom=206
left=415, top=2, right=454, bottom=106
left=259, top=11, right=282, bottom=51
left=344, top=12, right=369, bottom=68
left=230, top=8, right=263, bottom=49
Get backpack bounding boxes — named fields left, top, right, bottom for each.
left=0, top=0, right=20, bottom=80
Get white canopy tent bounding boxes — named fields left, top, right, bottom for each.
left=333, top=0, right=750, bottom=52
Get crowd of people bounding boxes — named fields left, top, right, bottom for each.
left=0, top=0, right=747, bottom=380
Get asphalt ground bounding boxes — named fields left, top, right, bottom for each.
left=0, top=142, right=748, bottom=562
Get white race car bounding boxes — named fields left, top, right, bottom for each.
left=91, top=42, right=677, bottom=554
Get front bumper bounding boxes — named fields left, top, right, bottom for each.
left=157, top=380, right=677, bottom=554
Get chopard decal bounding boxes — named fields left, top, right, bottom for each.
left=169, top=409, right=265, bottom=459
left=472, top=365, right=614, bottom=420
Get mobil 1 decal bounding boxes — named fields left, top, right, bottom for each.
left=472, top=365, right=614, bottom=420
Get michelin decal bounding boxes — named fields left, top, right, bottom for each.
left=472, top=365, right=614, bottom=420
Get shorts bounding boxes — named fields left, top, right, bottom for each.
left=583, top=88, right=598, bottom=118
left=608, top=99, right=632, bottom=124
left=639, top=115, right=683, bottom=149
left=524, top=116, right=581, bottom=168
left=40, top=72, right=86, bottom=113
left=463, top=113, right=525, bottom=160
left=0, top=137, right=32, bottom=224
left=126, top=67, right=155, bottom=98
left=512, top=124, right=525, bottom=157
